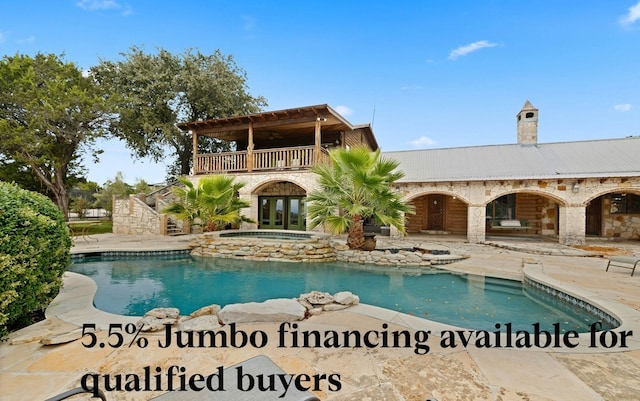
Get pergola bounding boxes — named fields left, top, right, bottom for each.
left=177, top=104, right=363, bottom=174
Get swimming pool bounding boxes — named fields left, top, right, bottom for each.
left=68, top=254, right=612, bottom=332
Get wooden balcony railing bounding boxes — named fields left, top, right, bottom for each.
left=194, top=145, right=329, bottom=174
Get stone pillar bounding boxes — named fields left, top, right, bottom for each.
left=558, top=205, right=586, bottom=245
left=467, top=205, right=486, bottom=243
left=159, top=214, right=168, bottom=236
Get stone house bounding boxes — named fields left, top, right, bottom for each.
left=113, top=102, right=640, bottom=245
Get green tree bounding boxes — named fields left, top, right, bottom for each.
left=91, top=46, right=267, bottom=177
left=163, top=176, right=253, bottom=232
left=0, top=182, right=71, bottom=339
left=307, top=146, right=413, bottom=250
left=0, top=155, right=50, bottom=195
left=93, top=172, right=133, bottom=215
left=0, top=53, right=114, bottom=216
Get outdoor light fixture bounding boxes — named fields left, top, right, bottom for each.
left=316, top=116, right=327, bottom=122
left=572, top=182, right=580, bottom=193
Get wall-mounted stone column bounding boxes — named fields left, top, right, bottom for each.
left=467, top=205, right=486, bottom=243
left=558, top=205, right=586, bottom=245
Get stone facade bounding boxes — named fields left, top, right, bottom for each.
left=189, top=231, right=467, bottom=266
left=112, top=195, right=167, bottom=235
left=190, top=233, right=336, bottom=262
left=399, top=177, right=640, bottom=245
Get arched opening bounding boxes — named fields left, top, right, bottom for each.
left=254, top=181, right=307, bottom=230
left=406, top=193, right=468, bottom=234
left=485, top=192, right=561, bottom=238
left=586, top=191, right=640, bottom=239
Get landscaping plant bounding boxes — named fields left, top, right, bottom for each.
left=0, top=182, right=71, bottom=339
left=163, top=176, right=254, bottom=232
left=307, top=146, right=413, bottom=249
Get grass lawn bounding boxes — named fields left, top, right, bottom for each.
left=68, top=220, right=113, bottom=236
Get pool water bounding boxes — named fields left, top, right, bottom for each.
left=68, top=255, right=611, bottom=332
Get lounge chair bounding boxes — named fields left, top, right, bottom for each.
left=605, top=255, right=639, bottom=276
left=44, top=387, right=107, bottom=401
left=151, top=355, right=321, bottom=401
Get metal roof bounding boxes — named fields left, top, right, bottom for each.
left=382, top=137, right=640, bottom=182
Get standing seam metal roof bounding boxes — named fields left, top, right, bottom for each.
left=382, top=137, right=640, bottom=182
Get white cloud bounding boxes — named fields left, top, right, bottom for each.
left=620, top=1, right=640, bottom=26
left=409, top=136, right=436, bottom=148
left=448, top=40, right=499, bottom=60
left=334, top=105, right=353, bottom=116
left=614, top=103, right=632, bottom=112
left=76, top=0, right=131, bottom=15
left=76, top=0, right=119, bottom=10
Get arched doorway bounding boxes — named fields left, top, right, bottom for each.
left=586, top=191, right=640, bottom=239
left=406, top=193, right=468, bottom=234
left=255, top=181, right=306, bottom=230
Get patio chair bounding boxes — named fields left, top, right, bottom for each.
left=605, top=255, right=639, bottom=276
left=150, top=355, right=321, bottom=401
left=44, top=387, right=107, bottom=401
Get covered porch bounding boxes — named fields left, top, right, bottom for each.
left=177, top=104, right=377, bottom=174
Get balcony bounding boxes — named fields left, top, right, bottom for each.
left=194, top=145, right=329, bottom=174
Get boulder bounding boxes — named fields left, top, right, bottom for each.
left=299, top=291, right=334, bottom=305
left=333, top=291, right=360, bottom=305
left=178, top=315, right=222, bottom=331
left=137, top=316, right=176, bottom=332
left=190, top=304, right=221, bottom=318
left=145, top=307, right=180, bottom=319
left=218, top=298, right=306, bottom=323
left=297, top=298, right=314, bottom=310
left=322, top=303, right=350, bottom=311
left=40, top=327, right=86, bottom=345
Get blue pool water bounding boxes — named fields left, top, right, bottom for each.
left=68, top=255, right=611, bottom=332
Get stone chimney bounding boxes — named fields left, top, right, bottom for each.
left=517, top=100, right=538, bottom=145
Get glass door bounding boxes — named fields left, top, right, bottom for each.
left=288, top=197, right=306, bottom=231
left=260, top=197, right=285, bottom=229
left=259, top=196, right=306, bottom=230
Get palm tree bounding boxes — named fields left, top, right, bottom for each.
left=163, top=175, right=253, bottom=232
left=307, top=146, right=413, bottom=249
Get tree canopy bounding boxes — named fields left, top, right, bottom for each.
left=91, top=46, right=267, bottom=178
left=307, top=146, right=413, bottom=249
left=0, top=53, right=114, bottom=215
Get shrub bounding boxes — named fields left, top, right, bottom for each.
left=0, top=181, right=71, bottom=339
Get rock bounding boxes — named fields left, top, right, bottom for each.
left=297, top=298, right=314, bottom=310
left=178, top=315, right=221, bottom=331
left=40, top=327, right=86, bottom=345
left=190, top=304, right=221, bottom=318
left=218, top=298, right=306, bottom=323
left=9, top=317, right=79, bottom=345
left=308, top=307, right=324, bottom=316
left=333, top=291, right=360, bottom=305
left=137, top=316, right=176, bottom=332
left=322, top=303, right=350, bottom=311
left=145, top=307, right=180, bottom=319
left=299, top=291, right=334, bottom=305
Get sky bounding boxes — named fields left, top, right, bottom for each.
left=1, top=1, right=639, bottom=186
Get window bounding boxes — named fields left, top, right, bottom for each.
left=610, top=193, right=640, bottom=214
left=525, top=112, right=534, bottom=118
left=486, top=194, right=516, bottom=223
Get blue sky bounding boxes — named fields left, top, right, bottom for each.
left=1, top=1, right=639, bottom=185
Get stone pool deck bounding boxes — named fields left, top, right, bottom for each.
left=1, top=234, right=639, bottom=401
